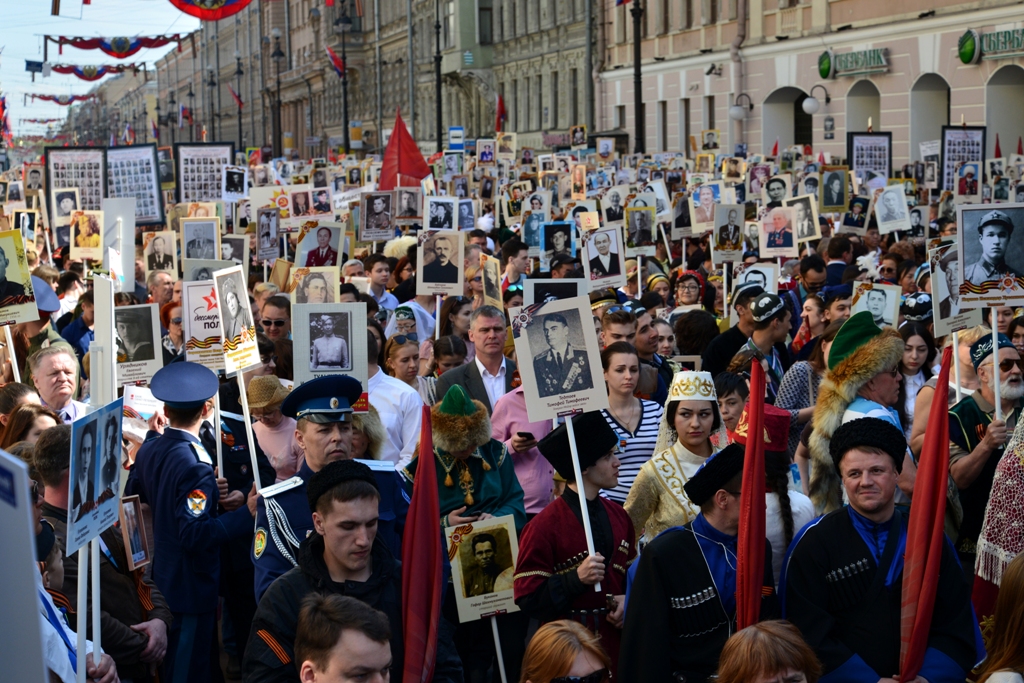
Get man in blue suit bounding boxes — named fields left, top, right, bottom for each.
left=251, top=374, right=408, bottom=601
left=125, top=362, right=257, bottom=683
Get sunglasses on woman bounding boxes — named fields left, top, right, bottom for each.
left=551, top=669, right=609, bottom=683
left=391, top=333, right=419, bottom=344
left=261, top=319, right=288, bottom=327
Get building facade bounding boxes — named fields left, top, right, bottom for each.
left=599, top=0, right=1024, bottom=164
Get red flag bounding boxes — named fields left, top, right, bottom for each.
left=899, top=346, right=953, bottom=680
left=736, top=362, right=767, bottom=630
left=402, top=406, right=444, bottom=683
left=228, top=84, right=244, bottom=109
left=771, top=138, right=779, bottom=157
left=995, top=133, right=1002, bottom=158
left=495, top=94, right=507, bottom=133
left=379, top=108, right=431, bottom=191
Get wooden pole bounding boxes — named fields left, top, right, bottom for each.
left=4, top=325, right=20, bottom=383
left=992, top=312, right=1002, bottom=421
left=565, top=416, right=601, bottom=592
left=236, top=372, right=264, bottom=491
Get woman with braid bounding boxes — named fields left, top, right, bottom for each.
left=732, top=402, right=815, bottom=586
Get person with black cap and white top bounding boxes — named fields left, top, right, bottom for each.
left=737, top=292, right=793, bottom=403
left=620, top=443, right=779, bottom=682
left=243, top=459, right=462, bottom=683
left=251, top=374, right=409, bottom=602
left=513, top=411, right=637, bottom=678
left=784, top=417, right=980, bottom=683
left=125, top=361, right=259, bottom=683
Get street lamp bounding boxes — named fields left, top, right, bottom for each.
left=631, top=0, right=645, bottom=153
left=168, top=89, right=177, bottom=145
left=434, top=0, right=443, bottom=152
left=206, top=66, right=218, bottom=141
left=155, top=101, right=162, bottom=143
left=187, top=84, right=195, bottom=142
left=333, top=7, right=352, bottom=155
left=271, top=28, right=285, bottom=158
left=235, top=50, right=244, bottom=151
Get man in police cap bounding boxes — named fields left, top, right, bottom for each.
left=514, top=411, right=637, bottom=678
left=620, top=443, right=779, bottom=682
left=963, top=209, right=1024, bottom=284
left=252, top=374, right=408, bottom=601
left=125, top=362, right=259, bottom=683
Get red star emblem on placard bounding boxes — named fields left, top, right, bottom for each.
left=203, top=287, right=218, bottom=311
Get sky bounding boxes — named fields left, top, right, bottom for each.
left=1, top=0, right=200, bottom=140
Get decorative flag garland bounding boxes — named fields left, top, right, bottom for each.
left=168, top=0, right=255, bottom=21
left=50, top=64, right=145, bottom=81
left=29, top=94, right=97, bottom=106
left=45, top=35, right=183, bottom=60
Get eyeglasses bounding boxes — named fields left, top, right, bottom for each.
left=886, top=365, right=901, bottom=378
left=170, top=317, right=183, bottom=325
left=988, top=358, right=1024, bottom=373
left=391, top=333, right=419, bottom=344
left=677, top=284, right=700, bottom=293
left=261, top=319, right=288, bottom=327
left=260, top=354, right=278, bottom=366
left=552, top=670, right=609, bottom=683
left=472, top=276, right=482, bottom=282
left=507, top=284, right=523, bottom=292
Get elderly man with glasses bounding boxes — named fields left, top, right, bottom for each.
left=949, top=333, right=1024, bottom=577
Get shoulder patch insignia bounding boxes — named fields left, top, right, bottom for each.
left=186, top=489, right=208, bottom=517
left=254, top=527, right=267, bottom=559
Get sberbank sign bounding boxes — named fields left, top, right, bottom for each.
left=959, top=28, right=1024, bottom=64
left=817, top=49, right=888, bottom=79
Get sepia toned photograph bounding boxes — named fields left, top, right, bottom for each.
left=289, top=267, right=340, bottom=304
left=446, top=515, right=521, bottom=623
left=416, top=229, right=465, bottom=297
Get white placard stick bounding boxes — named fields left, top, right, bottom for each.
left=4, top=325, right=20, bottom=383
left=660, top=224, right=672, bottom=259
left=214, top=392, right=224, bottom=475
left=91, top=539, right=101, bottom=655
left=436, top=295, right=442, bottom=340
left=76, top=547, right=88, bottom=683
left=565, top=416, right=601, bottom=593
left=637, top=255, right=643, bottom=295
left=724, top=265, right=731, bottom=320
left=992, top=313, right=1002, bottom=421
left=236, top=373, right=264, bottom=492
left=490, top=616, right=509, bottom=683
left=264, top=261, right=269, bottom=282
left=952, top=331, right=963, bottom=404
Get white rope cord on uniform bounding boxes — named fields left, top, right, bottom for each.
left=266, top=498, right=301, bottom=568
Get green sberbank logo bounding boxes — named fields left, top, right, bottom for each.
left=818, top=50, right=835, bottom=79
left=960, top=29, right=981, bottom=64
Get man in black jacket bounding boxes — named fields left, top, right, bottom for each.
left=243, top=460, right=462, bottom=683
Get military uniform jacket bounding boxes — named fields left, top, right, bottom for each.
left=619, top=522, right=778, bottom=683
left=533, top=346, right=594, bottom=398
left=253, top=460, right=410, bottom=601
left=783, top=508, right=978, bottom=682
left=514, top=490, right=637, bottom=677
left=125, top=428, right=254, bottom=613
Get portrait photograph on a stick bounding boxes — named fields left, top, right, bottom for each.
left=582, top=226, right=626, bottom=291
left=289, top=267, right=340, bottom=304
left=445, top=514, right=521, bottom=623
left=416, top=229, right=465, bottom=297
left=115, top=303, right=163, bottom=384
left=957, top=203, right=1024, bottom=307
left=510, top=295, right=608, bottom=421
left=119, top=495, right=152, bottom=571
left=851, top=282, right=902, bottom=328
left=296, top=222, right=341, bottom=267
left=214, top=265, right=261, bottom=373
left=66, top=397, right=124, bottom=556
left=143, top=231, right=177, bottom=275
left=929, top=242, right=984, bottom=337
left=181, top=218, right=221, bottom=261
left=292, top=302, right=368, bottom=385
left=360, top=191, right=395, bottom=241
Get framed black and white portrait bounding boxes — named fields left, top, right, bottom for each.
left=394, top=187, right=422, bottom=220
left=222, top=165, right=249, bottom=202
left=416, top=230, right=465, bottom=297
left=426, top=196, right=456, bottom=231
left=957, top=203, right=1024, bottom=308
left=289, top=267, right=340, bottom=305
left=114, top=303, right=163, bottom=384
left=181, top=218, right=221, bottom=261
left=582, top=226, right=626, bottom=291
left=851, top=282, right=901, bottom=328
left=220, top=234, right=249, bottom=267
left=292, top=302, right=368, bottom=385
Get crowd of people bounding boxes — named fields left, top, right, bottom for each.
left=8, top=146, right=1024, bottom=683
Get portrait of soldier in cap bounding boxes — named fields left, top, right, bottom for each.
left=533, top=312, right=594, bottom=398
left=963, top=209, right=1024, bottom=284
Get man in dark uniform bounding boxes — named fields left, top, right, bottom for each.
left=147, top=236, right=174, bottom=271
left=125, top=362, right=258, bottom=683
left=515, top=412, right=637, bottom=678
left=199, top=377, right=277, bottom=671
left=784, top=418, right=981, bottom=682
left=0, top=243, right=26, bottom=302
left=243, top=460, right=463, bottom=683
left=252, top=374, right=408, bottom=601
left=533, top=313, right=594, bottom=398
left=463, top=533, right=504, bottom=597
left=620, top=443, right=779, bottom=682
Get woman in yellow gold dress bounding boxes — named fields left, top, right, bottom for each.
left=624, top=370, right=728, bottom=540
